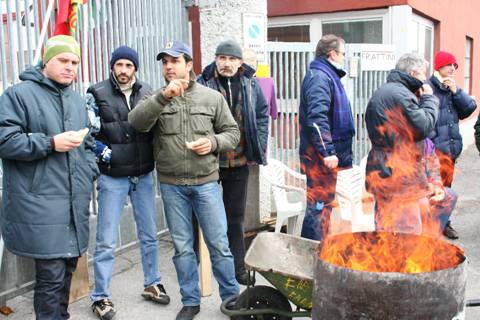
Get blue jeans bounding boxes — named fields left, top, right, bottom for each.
left=432, top=187, right=458, bottom=230
left=160, top=181, right=239, bottom=306
left=91, top=172, right=161, bottom=301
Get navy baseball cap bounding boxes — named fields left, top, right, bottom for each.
left=156, top=40, right=193, bottom=60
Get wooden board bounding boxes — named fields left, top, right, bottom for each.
left=69, top=254, right=90, bottom=303
left=198, top=229, right=213, bottom=297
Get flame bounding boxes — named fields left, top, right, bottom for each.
left=365, top=106, right=447, bottom=237
left=319, top=232, right=464, bottom=273
left=302, top=102, right=462, bottom=273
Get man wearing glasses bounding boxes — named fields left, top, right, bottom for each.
left=298, top=34, right=355, bottom=240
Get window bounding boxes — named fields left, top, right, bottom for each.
left=465, top=37, right=473, bottom=95
left=409, top=15, right=434, bottom=73
left=268, top=25, right=310, bottom=42
left=322, top=20, right=382, bottom=44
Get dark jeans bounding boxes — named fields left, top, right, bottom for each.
left=220, top=166, right=250, bottom=275
left=34, top=257, right=79, bottom=320
left=300, top=155, right=338, bottom=241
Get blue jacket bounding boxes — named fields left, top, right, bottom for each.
left=299, top=57, right=354, bottom=168
left=0, top=64, right=98, bottom=259
left=197, top=62, right=269, bottom=165
left=428, top=75, right=476, bottom=159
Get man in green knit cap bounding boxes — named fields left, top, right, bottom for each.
left=0, top=35, right=98, bottom=319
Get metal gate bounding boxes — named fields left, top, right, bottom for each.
left=0, top=0, right=189, bottom=303
left=260, top=41, right=390, bottom=223
left=267, top=41, right=391, bottom=169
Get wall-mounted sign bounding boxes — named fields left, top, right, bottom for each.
left=349, top=44, right=396, bottom=71
left=243, top=13, right=266, bottom=63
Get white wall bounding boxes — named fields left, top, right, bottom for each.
left=198, top=0, right=267, bottom=68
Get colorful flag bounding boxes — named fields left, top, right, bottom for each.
left=53, top=0, right=88, bottom=37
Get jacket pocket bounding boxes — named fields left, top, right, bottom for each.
left=190, top=106, right=215, bottom=134
left=158, top=105, right=181, bottom=134
left=29, top=159, right=47, bottom=193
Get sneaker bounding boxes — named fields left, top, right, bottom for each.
left=91, top=299, right=116, bottom=320
left=176, top=305, right=200, bottom=320
left=443, top=221, right=459, bottom=240
left=141, top=283, right=171, bottom=305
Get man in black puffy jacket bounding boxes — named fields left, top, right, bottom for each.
left=88, top=46, right=170, bottom=320
left=427, top=51, right=476, bottom=239
left=365, top=53, right=438, bottom=235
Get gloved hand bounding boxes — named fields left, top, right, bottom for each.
left=94, top=141, right=112, bottom=163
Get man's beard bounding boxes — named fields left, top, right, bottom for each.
left=115, top=72, right=133, bottom=84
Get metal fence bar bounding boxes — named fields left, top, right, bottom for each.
left=0, top=3, right=8, bottom=92
left=6, top=0, right=19, bottom=82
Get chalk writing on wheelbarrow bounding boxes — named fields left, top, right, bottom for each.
left=284, top=277, right=313, bottom=310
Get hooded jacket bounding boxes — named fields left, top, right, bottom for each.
left=197, top=62, right=268, bottom=165
left=365, top=69, right=439, bottom=200
left=0, top=64, right=98, bottom=259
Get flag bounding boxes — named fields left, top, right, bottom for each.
left=53, top=0, right=87, bottom=37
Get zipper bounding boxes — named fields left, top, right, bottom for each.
left=228, top=78, right=233, bottom=107
left=183, top=97, right=188, bottom=180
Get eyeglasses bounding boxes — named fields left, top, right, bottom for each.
left=336, top=50, right=346, bottom=57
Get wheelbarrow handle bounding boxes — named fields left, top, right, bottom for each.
left=467, top=299, right=480, bottom=307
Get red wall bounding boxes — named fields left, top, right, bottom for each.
left=408, top=0, right=480, bottom=99
left=268, top=0, right=407, bottom=16
left=268, top=0, right=480, bottom=98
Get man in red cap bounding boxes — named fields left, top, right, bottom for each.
left=427, top=50, right=477, bottom=239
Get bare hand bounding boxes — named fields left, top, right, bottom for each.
left=163, top=79, right=189, bottom=98
left=188, top=138, right=212, bottom=155
left=323, top=155, right=339, bottom=169
left=429, top=185, right=445, bottom=203
left=443, top=78, right=457, bottom=94
left=417, top=83, right=433, bottom=96
left=53, top=131, right=83, bottom=152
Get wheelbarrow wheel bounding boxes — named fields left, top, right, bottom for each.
left=232, top=285, right=292, bottom=320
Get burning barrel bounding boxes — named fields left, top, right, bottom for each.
left=313, top=232, right=467, bottom=320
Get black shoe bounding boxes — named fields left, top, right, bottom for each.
left=225, top=299, right=237, bottom=310
left=443, top=221, right=459, bottom=240
left=176, top=306, right=200, bottom=320
left=236, top=271, right=255, bottom=286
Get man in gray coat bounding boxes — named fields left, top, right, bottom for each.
left=0, top=35, right=98, bottom=320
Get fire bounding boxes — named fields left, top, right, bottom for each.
left=365, top=106, right=448, bottom=237
left=319, top=232, right=465, bottom=273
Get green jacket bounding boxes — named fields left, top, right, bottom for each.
left=128, top=78, right=240, bottom=185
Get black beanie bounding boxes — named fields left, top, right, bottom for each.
left=215, top=40, right=243, bottom=59
left=110, top=46, right=139, bottom=70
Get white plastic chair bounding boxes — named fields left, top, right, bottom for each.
left=335, top=156, right=375, bottom=232
left=261, top=159, right=306, bottom=236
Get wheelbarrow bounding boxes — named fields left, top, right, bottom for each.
left=221, top=232, right=318, bottom=319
